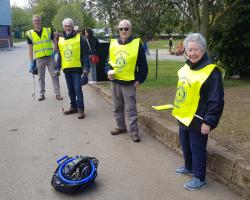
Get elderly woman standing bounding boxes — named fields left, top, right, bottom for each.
left=172, top=33, right=224, bottom=190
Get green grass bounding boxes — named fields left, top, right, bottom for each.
left=148, top=39, right=183, bottom=49
left=224, top=79, right=250, bottom=87
left=142, top=60, right=184, bottom=89
left=141, top=60, right=250, bottom=89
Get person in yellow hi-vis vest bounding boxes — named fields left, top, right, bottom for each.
left=27, top=15, right=62, bottom=101
left=56, top=18, right=90, bottom=119
left=105, top=19, right=148, bottom=142
left=173, top=33, right=224, bottom=190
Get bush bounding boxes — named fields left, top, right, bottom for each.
left=208, top=1, right=250, bottom=77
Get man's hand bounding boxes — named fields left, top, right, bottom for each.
left=55, top=70, right=60, bottom=76
left=29, top=61, right=36, bottom=74
left=107, top=70, right=115, bottom=80
left=83, top=69, right=89, bottom=75
left=133, top=81, right=140, bottom=87
left=55, top=66, right=61, bottom=76
left=52, top=51, right=57, bottom=58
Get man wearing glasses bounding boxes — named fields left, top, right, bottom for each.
left=106, top=19, right=148, bottom=142
left=27, top=15, right=61, bottom=101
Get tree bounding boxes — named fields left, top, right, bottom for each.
left=32, top=0, right=59, bottom=27
left=52, top=3, right=95, bottom=31
left=117, top=0, right=171, bottom=41
left=170, top=0, right=241, bottom=37
left=11, top=6, right=32, bottom=31
left=89, top=0, right=173, bottom=40
left=86, top=0, right=120, bottom=35
left=208, top=0, right=250, bottom=77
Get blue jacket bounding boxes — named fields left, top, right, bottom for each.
left=105, top=36, right=148, bottom=85
left=180, top=53, right=224, bottom=130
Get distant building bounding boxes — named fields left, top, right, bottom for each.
left=0, top=0, right=12, bottom=48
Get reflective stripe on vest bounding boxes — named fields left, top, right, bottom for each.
left=172, top=63, right=225, bottom=126
left=58, top=34, right=81, bottom=70
left=108, top=38, right=140, bottom=81
left=26, top=28, right=53, bottom=58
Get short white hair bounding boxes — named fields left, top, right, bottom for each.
left=62, top=18, right=74, bottom=27
left=184, top=33, right=207, bottom=51
left=119, top=19, right=132, bottom=28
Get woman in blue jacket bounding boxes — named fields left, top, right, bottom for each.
left=173, top=33, right=224, bottom=190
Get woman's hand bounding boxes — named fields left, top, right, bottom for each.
left=201, top=123, right=211, bottom=135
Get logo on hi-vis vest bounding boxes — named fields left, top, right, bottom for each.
left=175, top=85, right=186, bottom=103
left=64, top=49, right=72, bottom=59
left=116, top=55, right=126, bottom=72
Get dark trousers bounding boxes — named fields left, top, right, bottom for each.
left=64, top=72, right=84, bottom=109
left=179, top=127, right=208, bottom=181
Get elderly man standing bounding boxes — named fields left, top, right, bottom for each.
left=27, top=14, right=61, bottom=101
left=105, top=19, right=148, bottom=142
left=56, top=18, right=90, bottom=119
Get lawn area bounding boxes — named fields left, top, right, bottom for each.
left=148, top=39, right=183, bottom=50
left=141, top=60, right=250, bottom=89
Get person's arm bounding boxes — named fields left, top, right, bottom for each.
left=50, top=28, right=57, bottom=53
left=93, top=37, right=99, bottom=55
left=135, top=43, right=148, bottom=85
left=202, top=68, right=224, bottom=133
left=56, top=50, right=61, bottom=71
left=80, top=36, right=91, bottom=73
left=53, top=31, right=59, bottom=52
left=28, top=44, right=33, bottom=63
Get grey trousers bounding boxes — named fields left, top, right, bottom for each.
left=36, top=56, right=60, bottom=96
left=111, top=82, right=138, bottom=133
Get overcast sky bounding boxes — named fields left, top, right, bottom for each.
left=10, top=0, right=29, bottom=8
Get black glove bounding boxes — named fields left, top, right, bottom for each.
left=55, top=66, right=61, bottom=76
left=29, top=60, right=38, bottom=75
left=83, top=69, right=89, bottom=75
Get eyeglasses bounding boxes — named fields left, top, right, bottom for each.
left=119, top=27, right=129, bottom=32
left=186, top=48, right=200, bottom=53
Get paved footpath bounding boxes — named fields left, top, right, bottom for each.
left=0, top=43, right=242, bottom=200
left=146, top=49, right=186, bottom=61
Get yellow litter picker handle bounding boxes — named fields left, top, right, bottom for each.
left=152, top=104, right=173, bottom=111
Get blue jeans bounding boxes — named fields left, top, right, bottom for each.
left=179, top=127, right=208, bottom=181
left=64, top=72, right=84, bottom=109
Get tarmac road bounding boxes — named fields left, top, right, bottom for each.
left=0, top=43, right=242, bottom=200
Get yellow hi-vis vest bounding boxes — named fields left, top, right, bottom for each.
left=108, top=38, right=140, bottom=81
left=172, top=63, right=224, bottom=126
left=58, top=34, right=81, bottom=70
left=26, top=28, right=53, bottom=58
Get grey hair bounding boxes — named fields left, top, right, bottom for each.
left=62, top=18, right=74, bottom=27
left=119, top=19, right=132, bottom=28
left=32, top=14, right=41, bottom=20
left=183, top=33, right=206, bottom=51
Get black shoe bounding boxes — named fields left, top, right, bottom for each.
left=110, top=128, right=127, bottom=135
left=56, top=94, right=63, bottom=100
left=131, top=133, right=140, bottom=142
left=38, top=95, right=45, bottom=101
left=78, top=108, right=85, bottom=119
left=63, top=107, right=78, bottom=115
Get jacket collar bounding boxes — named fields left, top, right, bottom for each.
left=63, top=30, right=77, bottom=39
left=118, top=36, right=134, bottom=45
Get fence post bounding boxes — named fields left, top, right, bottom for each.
left=156, top=49, right=158, bottom=79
